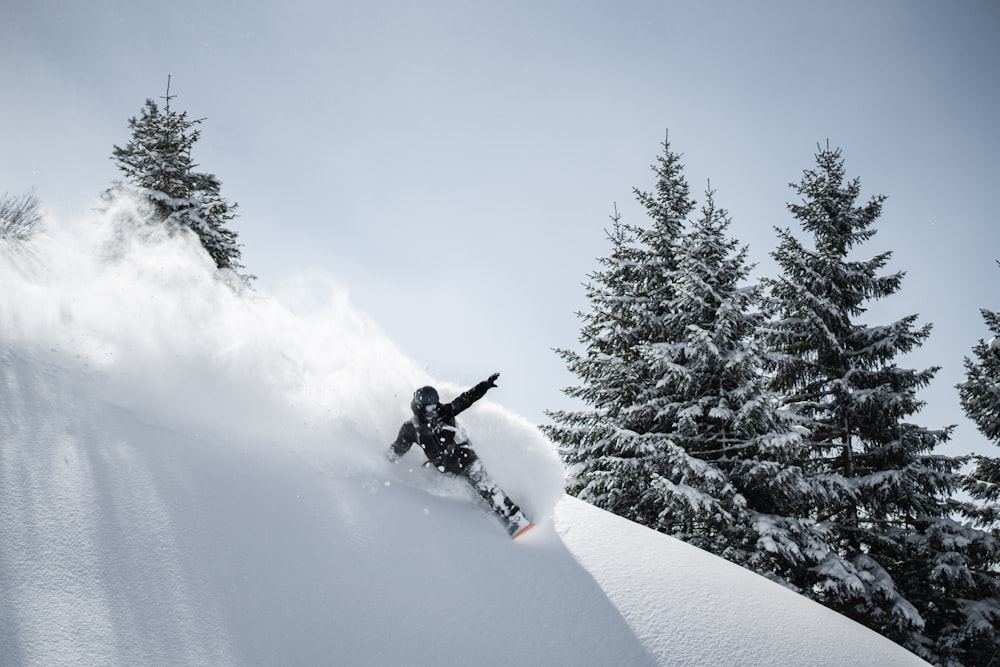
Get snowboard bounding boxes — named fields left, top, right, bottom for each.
left=504, top=510, right=536, bottom=540
left=511, top=522, right=536, bottom=540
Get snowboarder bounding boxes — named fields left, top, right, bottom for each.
left=388, top=373, right=534, bottom=539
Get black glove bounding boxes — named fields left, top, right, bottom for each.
left=487, top=372, right=500, bottom=388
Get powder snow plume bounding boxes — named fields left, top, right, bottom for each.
left=0, top=194, right=565, bottom=518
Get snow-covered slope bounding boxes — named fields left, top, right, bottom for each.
left=0, top=201, right=927, bottom=666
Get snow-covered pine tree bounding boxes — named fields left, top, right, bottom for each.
left=110, top=82, right=244, bottom=273
left=543, top=135, right=695, bottom=526
left=901, top=510, right=1000, bottom=666
left=946, top=274, right=1000, bottom=666
left=959, top=280, right=1000, bottom=504
left=635, top=188, right=753, bottom=550
left=543, top=206, right=665, bottom=523
left=637, top=187, right=839, bottom=586
left=762, top=144, right=994, bottom=663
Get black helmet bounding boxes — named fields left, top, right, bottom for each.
left=411, top=386, right=440, bottom=418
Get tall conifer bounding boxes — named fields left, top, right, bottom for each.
left=959, top=280, right=1000, bottom=498
left=763, top=145, right=996, bottom=662
left=110, top=81, right=244, bottom=273
left=640, top=188, right=832, bottom=582
left=544, top=136, right=694, bottom=524
left=950, top=271, right=1000, bottom=665
left=547, top=142, right=825, bottom=586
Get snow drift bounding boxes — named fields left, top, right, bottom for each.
left=0, top=198, right=926, bottom=665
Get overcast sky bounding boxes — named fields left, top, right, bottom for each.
left=3, top=0, right=999, bottom=458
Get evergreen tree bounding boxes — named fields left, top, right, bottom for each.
left=110, top=82, right=244, bottom=273
left=638, top=197, right=756, bottom=548
left=948, top=270, right=1000, bottom=666
left=546, top=141, right=832, bottom=590
left=544, top=206, right=664, bottom=524
left=763, top=145, right=998, bottom=663
left=959, top=279, right=1000, bottom=504
left=639, top=187, right=839, bottom=585
left=543, top=136, right=694, bottom=525
left=900, top=510, right=1000, bottom=666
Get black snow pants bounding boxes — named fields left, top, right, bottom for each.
left=461, top=459, right=527, bottom=535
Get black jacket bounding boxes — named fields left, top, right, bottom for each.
left=389, top=378, right=494, bottom=474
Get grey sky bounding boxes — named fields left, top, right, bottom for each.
left=3, top=0, right=999, bottom=457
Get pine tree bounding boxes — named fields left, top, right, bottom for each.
left=543, top=135, right=694, bottom=524
left=948, top=269, right=1000, bottom=666
left=638, top=187, right=842, bottom=585
left=763, top=145, right=998, bottom=663
left=900, top=510, right=1000, bottom=666
left=543, top=206, right=661, bottom=523
left=633, top=189, right=760, bottom=547
left=110, top=81, right=244, bottom=273
left=959, top=280, right=1000, bottom=503
left=546, top=140, right=831, bottom=588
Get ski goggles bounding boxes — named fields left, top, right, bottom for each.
left=424, top=403, right=438, bottom=414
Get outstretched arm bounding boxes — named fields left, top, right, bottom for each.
left=450, top=373, right=500, bottom=416
left=388, top=421, right=416, bottom=462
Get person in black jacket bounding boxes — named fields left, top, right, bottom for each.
left=388, top=373, right=533, bottom=538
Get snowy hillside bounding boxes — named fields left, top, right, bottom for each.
left=0, top=200, right=927, bottom=666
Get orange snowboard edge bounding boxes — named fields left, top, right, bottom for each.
left=512, top=523, right=536, bottom=540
